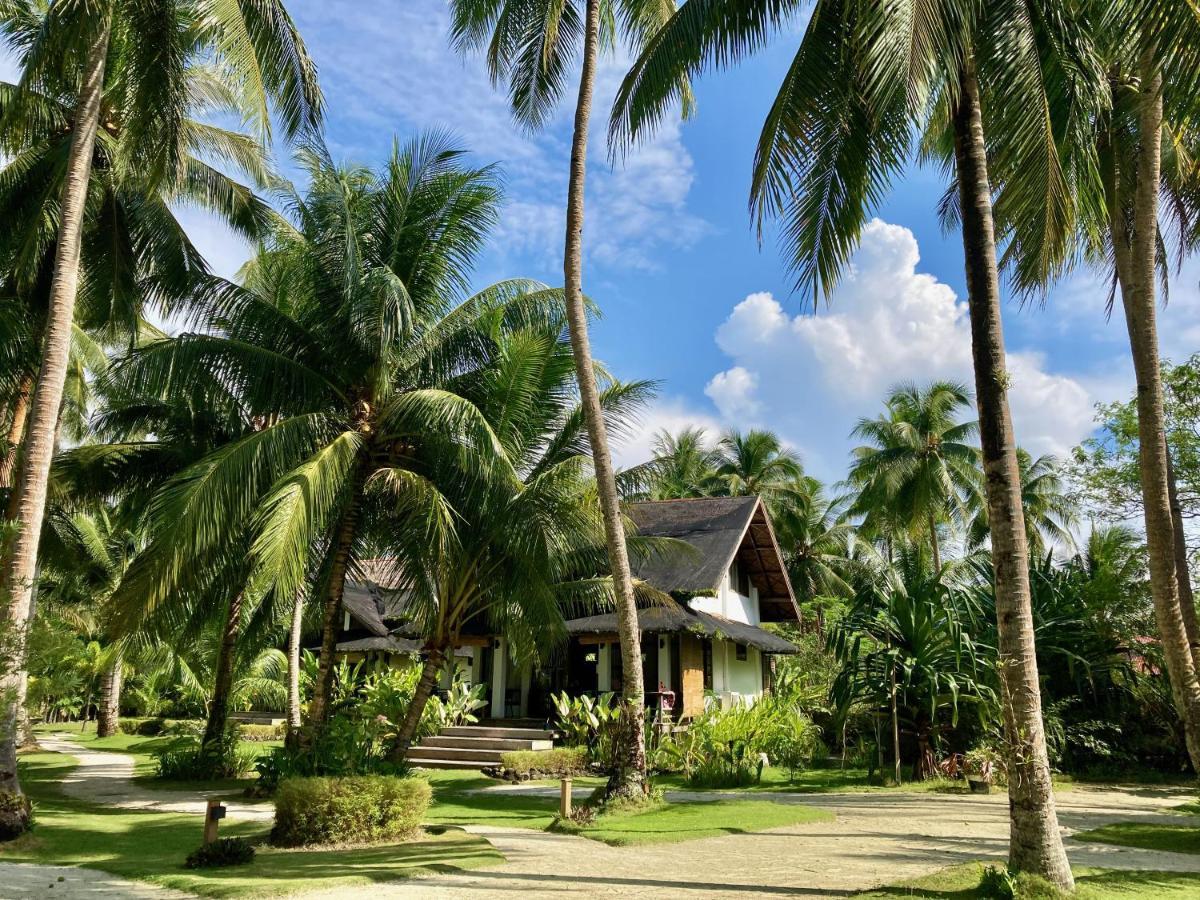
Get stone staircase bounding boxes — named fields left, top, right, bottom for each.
left=405, top=724, right=555, bottom=770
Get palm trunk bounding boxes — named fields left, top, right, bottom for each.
left=0, top=374, right=33, bottom=491
left=286, top=591, right=304, bottom=737
left=0, top=21, right=110, bottom=807
left=304, top=487, right=364, bottom=733
left=1115, top=57, right=1200, bottom=770
left=563, top=0, right=646, bottom=803
left=96, top=648, right=123, bottom=739
left=927, top=511, right=941, bottom=572
left=390, top=649, right=444, bottom=761
left=889, top=659, right=901, bottom=785
left=951, top=62, right=1073, bottom=889
left=202, top=591, right=244, bottom=752
left=1167, top=454, right=1200, bottom=669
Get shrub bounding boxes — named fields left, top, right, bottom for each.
left=239, top=723, right=285, bottom=742
left=184, top=837, right=255, bottom=869
left=254, top=714, right=409, bottom=794
left=154, top=726, right=256, bottom=781
left=499, top=747, right=588, bottom=778
left=270, top=775, right=431, bottom=847
left=119, top=717, right=167, bottom=736
left=0, top=790, right=33, bottom=841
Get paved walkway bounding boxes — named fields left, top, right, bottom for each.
left=7, top=735, right=1200, bottom=899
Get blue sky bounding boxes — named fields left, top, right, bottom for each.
left=14, top=2, right=1200, bottom=484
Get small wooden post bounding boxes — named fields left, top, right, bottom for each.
left=203, top=798, right=226, bottom=845
left=559, top=777, right=572, bottom=819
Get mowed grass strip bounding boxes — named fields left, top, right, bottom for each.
left=1073, top=821, right=1200, bottom=855
left=860, top=861, right=1200, bottom=898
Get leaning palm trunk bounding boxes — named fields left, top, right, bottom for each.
left=0, top=374, right=33, bottom=491
left=286, top=590, right=303, bottom=737
left=564, top=0, right=647, bottom=803
left=1167, top=455, right=1200, bottom=669
left=0, top=20, right=110, bottom=804
left=304, top=486, right=364, bottom=734
left=391, top=648, right=445, bottom=759
left=1111, top=58, right=1200, bottom=770
left=202, top=592, right=245, bottom=752
left=96, top=648, right=123, bottom=739
left=951, top=63, right=1073, bottom=889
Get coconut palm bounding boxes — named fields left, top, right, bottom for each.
left=111, top=136, right=567, bottom=750
left=610, top=0, right=1098, bottom=882
left=0, top=0, right=319, bottom=813
left=386, top=324, right=657, bottom=757
left=713, top=428, right=804, bottom=504
left=967, top=451, right=1076, bottom=559
left=848, top=382, right=981, bottom=570
left=623, top=427, right=722, bottom=500
left=448, top=0, right=688, bottom=800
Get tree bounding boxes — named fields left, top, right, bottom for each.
left=623, top=427, right=722, bottom=499
left=713, top=428, right=803, bottom=503
left=113, top=137, right=565, bottom=750
left=449, top=0, right=689, bottom=800
left=848, top=382, right=981, bottom=570
left=968, top=450, right=1076, bottom=559
left=611, top=0, right=1095, bottom=883
left=0, top=0, right=320, bottom=813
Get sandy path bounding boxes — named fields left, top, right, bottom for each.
left=0, top=863, right=192, bottom=898
left=16, top=736, right=1200, bottom=899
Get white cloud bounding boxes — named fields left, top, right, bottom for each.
left=707, top=219, right=1107, bottom=479
left=611, top=396, right=724, bottom=470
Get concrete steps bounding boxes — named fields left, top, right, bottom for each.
left=406, top=724, right=556, bottom=770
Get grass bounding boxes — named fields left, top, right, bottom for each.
left=1073, top=822, right=1200, bottom=855
left=652, top=764, right=1074, bottom=795
left=556, top=797, right=831, bottom=846
left=422, top=769, right=830, bottom=845
left=34, top=721, right=277, bottom=792
left=859, top=862, right=1200, bottom=898
left=3, top=750, right=501, bottom=897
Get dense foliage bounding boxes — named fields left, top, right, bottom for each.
left=270, top=775, right=431, bottom=847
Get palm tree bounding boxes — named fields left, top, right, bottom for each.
left=623, top=427, right=722, bottom=500
left=611, top=0, right=1094, bottom=883
left=967, top=451, right=1076, bottom=559
left=448, top=0, right=687, bottom=801
left=771, top=476, right=857, bottom=632
left=387, top=324, right=656, bottom=757
left=713, top=428, right=804, bottom=504
left=113, top=137, right=565, bottom=749
left=848, top=382, right=980, bottom=570
left=0, top=0, right=320, bottom=813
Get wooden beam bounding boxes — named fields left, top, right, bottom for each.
left=576, top=632, right=620, bottom=646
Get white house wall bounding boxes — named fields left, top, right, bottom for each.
left=688, top=561, right=761, bottom=625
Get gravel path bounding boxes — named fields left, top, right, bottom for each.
left=11, top=736, right=1200, bottom=899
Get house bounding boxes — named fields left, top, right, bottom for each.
left=335, top=495, right=801, bottom=721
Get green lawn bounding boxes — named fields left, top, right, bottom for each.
left=423, top=769, right=830, bottom=845
left=2, top=751, right=502, bottom=897
left=1073, top=822, right=1200, bottom=855
left=652, top=764, right=1074, bottom=795
left=34, top=722, right=277, bottom=792
left=860, top=862, right=1200, bottom=898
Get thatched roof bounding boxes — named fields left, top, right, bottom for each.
left=341, top=581, right=391, bottom=637
left=628, top=497, right=798, bottom=624
left=335, top=635, right=422, bottom=655
left=564, top=600, right=798, bottom=654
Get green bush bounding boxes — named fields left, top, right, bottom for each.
left=254, top=714, right=409, bottom=794
left=119, top=717, right=167, bottom=736
left=239, top=723, right=285, bottom=742
left=154, top=726, right=256, bottom=781
left=270, top=775, right=431, bottom=847
left=500, top=747, right=588, bottom=778
left=184, top=837, right=255, bottom=869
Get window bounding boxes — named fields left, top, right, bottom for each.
left=730, top=561, right=750, bottom=596
left=735, top=643, right=748, bottom=662
left=701, top=639, right=713, bottom=691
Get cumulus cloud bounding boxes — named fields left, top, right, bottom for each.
left=611, top=396, right=724, bottom=470
left=707, top=219, right=1105, bottom=478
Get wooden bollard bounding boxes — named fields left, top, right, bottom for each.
left=203, top=798, right=226, bottom=845
left=559, top=777, right=572, bottom=818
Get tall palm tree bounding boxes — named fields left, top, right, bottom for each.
left=848, top=382, right=981, bottom=570
left=967, top=450, right=1076, bottom=559
left=610, top=0, right=1097, bottom=883
left=112, top=137, right=564, bottom=749
left=623, top=427, right=722, bottom=500
left=388, top=325, right=656, bottom=757
left=0, top=0, right=320, bottom=813
left=448, top=0, right=688, bottom=800
left=713, top=428, right=804, bottom=504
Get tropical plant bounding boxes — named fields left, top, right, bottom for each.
left=622, top=427, right=722, bottom=500
left=967, top=450, right=1076, bottom=559
left=847, top=381, right=981, bottom=570
left=449, top=0, right=688, bottom=802
left=0, top=0, right=320, bottom=810
left=772, top=476, right=858, bottom=630
left=712, top=428, right=804, bottom=503
left=610, top=0, right=1096, bottom=882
